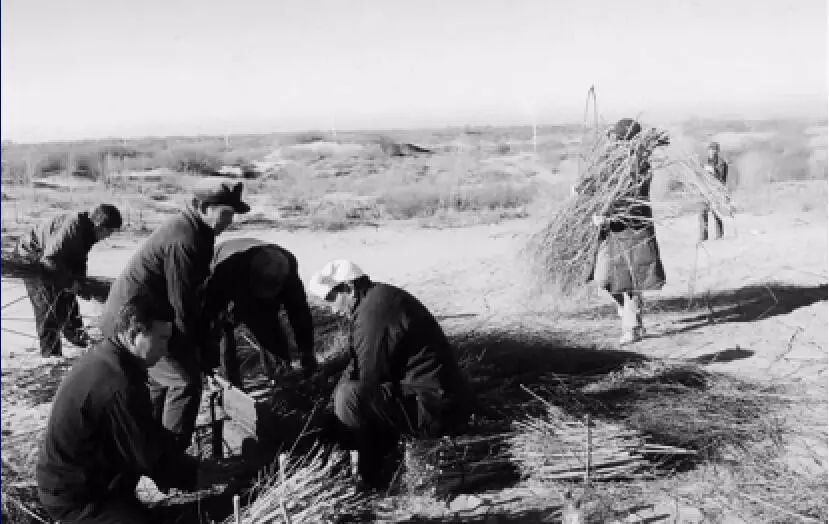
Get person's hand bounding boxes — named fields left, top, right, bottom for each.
left=205, top=373, right=224, bottom=393
left=591, top=214, right=606, bottom=227
left=300, top=353, right=319, bottom=378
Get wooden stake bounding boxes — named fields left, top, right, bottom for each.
left=233, top=494, right=240, bottom=524
left=278, top=453, right=291, bottom=524
left=350, top=450, right=359, bottom=478
left=278, top=453, right=288, bottom=484
left=584, top=414, right=592, bottom=485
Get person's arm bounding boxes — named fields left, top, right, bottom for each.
left=282, top=275, right=315, bottom=362
left=165, top=242, right=210, bottom=355
left=107, top=388, right=198, bottom=490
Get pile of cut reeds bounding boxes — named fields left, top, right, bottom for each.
left=509, top=389, right=693, bottom=483
left=226, top=445, right=362, bottom=524
left=525, top=124, right=734, bottom=297
left=402, top=432, right=517, bottom=496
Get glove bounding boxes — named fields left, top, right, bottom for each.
left=591, top=215, right=606, bottom=227
left=300, top=353, right=319, bottom=378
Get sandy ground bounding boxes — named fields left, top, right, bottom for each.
left=2, top=203, right=826, bottom=521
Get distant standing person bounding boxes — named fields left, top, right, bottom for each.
left=201, top=238, right=318, bottom=388
left=588, top=118, right=668, bottom=345
left=699, top=141, right=728, bottom=241
left=18, top=204, right=122, bottom=357
left=100, top=179, right=250, bottom=451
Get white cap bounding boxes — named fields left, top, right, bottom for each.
left=308, top=259, right=366, bottom=300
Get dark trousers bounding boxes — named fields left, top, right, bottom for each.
left=218, top=309, right=291, bottom=388
left=334, top=380, right=418, bottom=484
left=40, top=493, right=150, bottom=524
left=699, top=208, right=723, bottom=241
left=148, top=344, right=202, bottom=450
left=23, top=277, right=83, bottom=357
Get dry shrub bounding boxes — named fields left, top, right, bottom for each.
left=380, top=185, right=445, bottom=219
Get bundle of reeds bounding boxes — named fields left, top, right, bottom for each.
left=1, top=250, right=113, bottom=302
left=1, top=252, right=47, bottom=281
left=226, top=445, right=361, bottom=524
left=402, top=433, right=518, bottom=496
left=525, top=124, right=734, bottom=297
left=509, top=397, right=693, bottom=483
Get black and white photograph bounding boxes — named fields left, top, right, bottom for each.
left=1, top=0, right=827, bottom=522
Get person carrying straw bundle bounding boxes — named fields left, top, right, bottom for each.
left=583, top=118, right=668, bottom=345
left=16, top=204, right=123, bottom=357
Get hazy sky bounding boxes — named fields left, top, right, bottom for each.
left=2, top=0, right=826, bottom=142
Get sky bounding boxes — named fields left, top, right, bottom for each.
left=1, top=0, right=826, bottom=142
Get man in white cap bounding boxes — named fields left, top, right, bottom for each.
left=101, top=177, right=250, bottom=451
left=309, top=260, right=473, bottom=488
left=201, top=238, right=318, bottom=388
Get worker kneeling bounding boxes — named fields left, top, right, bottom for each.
left=37, top=295, right=199, bottom=523
left=309, top=260, right=473, bottom=488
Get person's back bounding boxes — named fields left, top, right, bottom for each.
left=19, top=211, right=96, bottom=277
left=207, top=238, right=300, bottom=313
left=350, top=282, right=469, bottom=404
left=102, top=207, right=213, bottom=339
left=203, top=237, right=317, bottom=382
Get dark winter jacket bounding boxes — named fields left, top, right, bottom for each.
left=36, top=338, right=198, bottom=509
left=100, top=207, right=214, bottom=360
left=18, top=211, right=97, bottom=286
left=344, top=282, right=471, bottom=413
left=202, top=238, right=314, bottom=358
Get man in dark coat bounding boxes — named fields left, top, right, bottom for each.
left=18, top=204, right=122, bottom=356
left=100, top=179, right=249, bottom=450
left=309, top=260, right=473, bottom=487
left=202, top=238, right=318, bottom=388
left=699, top=141, right=728, bottom=241
left=588, top=118, right=667, bottom=345
left=37, top=294, right=200, bottom=524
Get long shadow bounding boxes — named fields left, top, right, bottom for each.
left=653, top=282, right=826, bottom=324
left=563, top=283, right=827, bottom=336
left=454, top=330, right=646, bottom=423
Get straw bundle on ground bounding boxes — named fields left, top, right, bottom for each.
left=509, top=396, right=693, bottom=483
left=402, top=433, right=517, bottom=496
left=227, top=445, right=361, bottom=524
left=525, top=125, right=733, bottom=297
